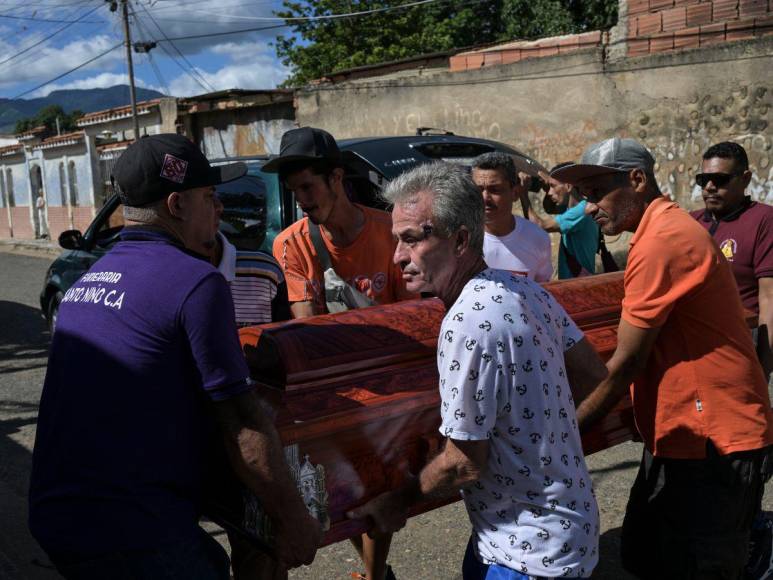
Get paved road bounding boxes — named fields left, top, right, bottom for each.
left=1, top=251, right=770, bottom=580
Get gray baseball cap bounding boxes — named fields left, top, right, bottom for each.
left=550, top=137, right=655, bottom=184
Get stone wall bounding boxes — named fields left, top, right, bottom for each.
left=296, top=3, right=773, bottom=210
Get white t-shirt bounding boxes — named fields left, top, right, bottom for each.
left=483, top=216, right=552, bottom=282
left=438, top=269, right=599, bottom=577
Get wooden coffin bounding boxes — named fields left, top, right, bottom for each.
left=231, top=271, right=636, bottom=548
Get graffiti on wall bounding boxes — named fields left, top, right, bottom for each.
left=349, top=104, right=502, bottom=140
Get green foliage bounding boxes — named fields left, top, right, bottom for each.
left=275, top=0, right=618, bottom=85
left=14, top=105, right=84, bottom=134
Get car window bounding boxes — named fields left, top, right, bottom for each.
left=216, top=175, right=269, bottom=252
left=411, top=142, right=496, bottom=165
left=95, top=203, right=125, bottom=249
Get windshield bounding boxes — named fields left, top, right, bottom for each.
left=215, top=162, right=283, bottom=253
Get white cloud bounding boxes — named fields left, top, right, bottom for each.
left=0, top=0, right=293, bottom=98
left=166, top=39, right=288, bottom=96
left=30, top=73, right=164, bottom=98
left=167, top=59, right=289, bottom=97
left=210, top=41, right=276, bottom=62
left=0, top=35, right=124, bottom=91
left=125, top=0, right=287, bottom=55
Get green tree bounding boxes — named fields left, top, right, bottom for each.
left=14, top=105, right=83, bottom=135
left=274, top=0, right=618, bottom=86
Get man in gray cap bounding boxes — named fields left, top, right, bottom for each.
left=553, top=138, right=773, bottom=579
left=30, top=134, right=320, bottom=579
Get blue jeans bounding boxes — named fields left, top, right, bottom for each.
left=48, top=528, right=230, bottom=580
left=462, top=536, right=531, bottom=580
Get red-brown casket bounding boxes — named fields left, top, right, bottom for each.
left=233, top=272, right=636, bottom=547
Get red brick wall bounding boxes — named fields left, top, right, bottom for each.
left=448, top=0, right=772, bottom=71
left=46, top=206, right=72, bottom=242
left=449, top=31, right=604, bottom=72
left=10, top=207, right=33, bottom=239
left=0, top=210, right=11, bottom=238
left=627, top=0, right=773, bottom=56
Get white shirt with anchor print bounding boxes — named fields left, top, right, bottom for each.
left=438, top=268, right=599, bottom=578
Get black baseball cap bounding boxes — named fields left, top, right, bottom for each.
left=551, top=138, right=656, bottom=184
left=262, top=127, right=350, bottom=174
left=112, top=134, right=247, bottom=207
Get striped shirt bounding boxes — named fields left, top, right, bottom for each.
left=217, top=232, right=291, bottom=326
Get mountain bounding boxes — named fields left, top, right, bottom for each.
left=0, top=85, right=167, bottom=134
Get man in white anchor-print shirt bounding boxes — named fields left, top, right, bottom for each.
left=439, top=270, right=600, bottom=577
left=347, top=162, right=607, bottom=579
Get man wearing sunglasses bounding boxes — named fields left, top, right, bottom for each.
left=690, top=142, right=773, bottom=378
left=552, top=137, right=773, bottom=580
left=690, top=141, right=773, bottom=580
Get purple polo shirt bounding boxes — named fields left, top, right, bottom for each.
left=691, top=199, right=773, bottom=313
left=29, top=227, right=251, bottom=556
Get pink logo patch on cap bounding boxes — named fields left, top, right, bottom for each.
left=160, top=154, right=188, bottom=184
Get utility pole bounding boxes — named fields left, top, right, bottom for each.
left=118, top=0, right=140, bottom=141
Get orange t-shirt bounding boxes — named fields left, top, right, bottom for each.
left=272, top=205, right=414, bottom=312
left=622, top=197, right=773, bottom=459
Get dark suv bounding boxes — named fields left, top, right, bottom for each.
left=40, top=134, right=532, bottom=330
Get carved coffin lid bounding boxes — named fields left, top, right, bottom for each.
left=243, top=272, right=625, bottom=389
left=240, top=272, right=630, bottom=448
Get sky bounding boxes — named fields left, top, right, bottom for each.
left=0, top=0, right=294, bottom=101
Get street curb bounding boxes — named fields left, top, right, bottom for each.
left=0, top=239, right=61, bottom=258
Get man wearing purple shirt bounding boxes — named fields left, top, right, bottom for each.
left=690, top=142, right=773, bottom=377
left=29, top=135, right=320, bottom=579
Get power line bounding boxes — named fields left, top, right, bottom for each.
left=0, top=2, right=105, bottom=68
left=144, top=49, right=169, bottom=95
left=164, top=0, right=456, bottom=22
left=162, top=22, right=285, bottom=42
left=0, top=10, right=104, bottom=24
left=132, top=2, right=214, bottom=93
left=145, top=0, right=487, bottom=41
left=134, top=0, right=216, bottom=92
left=11, top=41, right=122, bottom=99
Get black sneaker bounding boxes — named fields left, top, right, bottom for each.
left=746, top=513, right=773, bottom=580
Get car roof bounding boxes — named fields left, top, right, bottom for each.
left=338, top=135, right=525, bottom=180
left=210, top=134, right=529, bottom=180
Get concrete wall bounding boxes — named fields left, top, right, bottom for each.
left=296, top=36, right=773, bottom=209
left=193, top=102, right=296, bottom=158
left=6, top=161, right=30, bottom=206
left=42, top=147, right=94, bottom=207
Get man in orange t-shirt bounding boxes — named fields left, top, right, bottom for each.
left=554, top=138, right=773, bottom=579
left=265, top=127, right=411, bottom=580
left=266, top=127, right=411, bottom=319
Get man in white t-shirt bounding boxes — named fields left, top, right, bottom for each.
left=347, top=162, right=607, bottom=579
left=472, top=153, right=552, bottom=282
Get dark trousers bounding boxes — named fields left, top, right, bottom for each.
left=48, top=527, right=230, bottom=580
left=621, top=442, right=771, bottom=580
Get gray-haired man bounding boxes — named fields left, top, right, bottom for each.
left=348, top=161, right=606, bottom=578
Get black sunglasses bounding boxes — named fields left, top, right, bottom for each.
left=695, top=172, right=739, bottom=188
